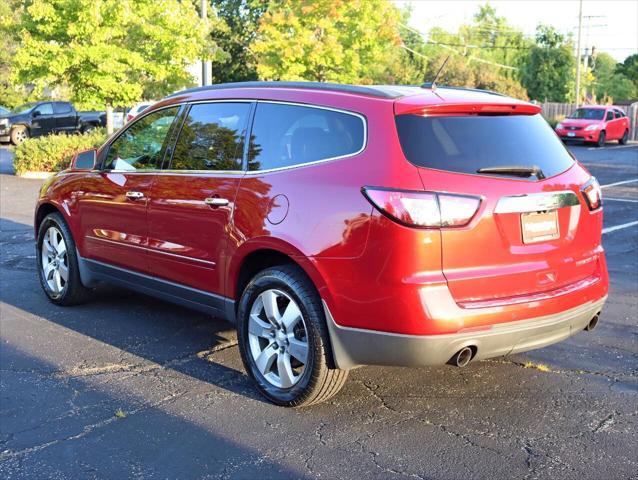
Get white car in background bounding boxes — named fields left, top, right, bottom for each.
left=125, top=102, right=155, bottom=123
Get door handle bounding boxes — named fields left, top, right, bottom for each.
left=126, top=191, right=145, bottom=200
left=204, top=197, right=229, bottom=207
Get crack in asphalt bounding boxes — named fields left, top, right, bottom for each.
left=0, top=391, right=187, bottom=462
left=484, top=358, right=637, bottom=383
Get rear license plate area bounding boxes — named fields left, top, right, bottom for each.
left=521, top=210, right=559, bottom=244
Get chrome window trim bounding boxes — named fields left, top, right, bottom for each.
left=244, top=100, right=368, bottom=175
left=494, top=190, right=581, bottom=214
left=102, top=99, right=368, bottom=175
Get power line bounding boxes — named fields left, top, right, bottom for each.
left=399, top=23, right=530, bottom=51
left=399, top=24, right=519, bottom=71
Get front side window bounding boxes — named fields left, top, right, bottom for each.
left=248, top=103, right=365, bottom=171
left=34, top=103, right=53, bottom=116
left=606, top=111, right=614, bottom=121
left=170, top=102, right=250, bottom=171
left=103, top=107, right=179, bottom=171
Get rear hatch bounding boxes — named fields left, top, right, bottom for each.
left=394, top=96, right=602, bottom=306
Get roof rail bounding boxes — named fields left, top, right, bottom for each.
left=420, top=84, right=507, bottom=97
left=167, top=81, right=404, bottom=99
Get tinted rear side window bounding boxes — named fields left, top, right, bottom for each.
left=53, top=102, right=72, bottom=114
left=248, top=103, right=365, bottom=171
left=171, top=102, right=250, bottom=171
left=395, top=114, right=574, bottom=180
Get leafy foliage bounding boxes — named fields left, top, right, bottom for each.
left=520, top=25, right=575, bottom=102
left=592, top=52, right=638, bottom=102
left=11, top=0, right=215, bottom=110
left=252, top=0, right=401, bottom=83
left=14, top=129, right=107, bottom=175
left=211, top=0, right=269, bottom=83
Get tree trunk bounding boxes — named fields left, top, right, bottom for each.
left=106, top=104, right=114, bottom=134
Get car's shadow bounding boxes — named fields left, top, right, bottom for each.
left=0, top=218, right=269, bottom=406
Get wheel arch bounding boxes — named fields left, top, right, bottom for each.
left=34, top=201, right=76, bottom=240
left=229, top=242, right=338, bottom=369
left=229, top=240, right=331, bottom=305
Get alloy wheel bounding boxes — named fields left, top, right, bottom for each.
left=247, top=289, right=309, bottom=389
left=40, top=226, right=69, bottom=296
left=14, top=129, right=27, bottom=144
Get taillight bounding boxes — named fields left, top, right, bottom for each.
left=362, top=187, right=481, bottom=228
left=581, top=177, right=602, bottom=210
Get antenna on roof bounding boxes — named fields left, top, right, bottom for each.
left=421, top=55, right=450, bottom=90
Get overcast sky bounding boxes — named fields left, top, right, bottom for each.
left=395, top=0, right=638, bottom=62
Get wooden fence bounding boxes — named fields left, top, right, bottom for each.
left=540, top=102, right=638, bottom=141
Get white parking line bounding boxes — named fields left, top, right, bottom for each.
left=602, top=220, right=638, bottom=235
left=601, top=178, right=638, bottom=189
left=587, top=145, right=638, bottom=151
left=604, top=197, right=638, bottom=203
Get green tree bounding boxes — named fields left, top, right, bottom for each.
left=252, top=0, right=401, bottom=83
left=12, top=0, right=216, bottom=132
left=617, top=54, right=638, bottom=92
left=0, top=0, right=31, bottom=107
left=521, top=25, right=574, bottom=102
left=210, top=0, right=269, bottom=83
left=591, top=52, right=637, bottom=102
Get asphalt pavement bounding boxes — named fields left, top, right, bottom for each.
left=0, top=143, right=636, bottom=479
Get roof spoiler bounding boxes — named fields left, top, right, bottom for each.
left=395, top=101, right=541, bottom=116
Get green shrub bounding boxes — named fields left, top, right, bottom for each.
left=13, top=130, right=108, bottom=175
left=544, top=115, right=565, bottom=129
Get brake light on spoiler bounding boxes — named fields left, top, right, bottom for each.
left=362, top=187, right=481, bottom=228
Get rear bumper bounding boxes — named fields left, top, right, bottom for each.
left=324, top=295, right=607, bottom=369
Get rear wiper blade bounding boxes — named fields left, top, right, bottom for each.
left=477, top=165, right=545, bottom=180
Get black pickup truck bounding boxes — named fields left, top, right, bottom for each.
left=0, top=101, right=106, bottom=145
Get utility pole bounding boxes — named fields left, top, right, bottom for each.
left=575, top=0, right=583, bottom=109
left=200, top=0, right=210, bottom=86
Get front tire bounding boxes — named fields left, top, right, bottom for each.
left=10, top=126, right=29, bottom=145
left=596, top=130, right=606, bottom=147
left=237, top=265, right=348, bottom=407
left=37, top=213, right=92, bottom=305
left=619, top=129, right=628, bottom=145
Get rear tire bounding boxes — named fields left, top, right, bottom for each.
left=237, top=265, right=348, bottom=407
left=619, top=129, right=628, bottom=145
left=596, top=131, right=606, bottom=147
left=37, top=213, right=92, bottom=306
left=10, top=125, right=29, bottom=145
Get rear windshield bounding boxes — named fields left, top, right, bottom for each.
left=395, top=113, right=574, bottom=180
left=569, top=108, right=605, bottom=120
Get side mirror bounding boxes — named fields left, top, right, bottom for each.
left=71, top=149, right=97, bottom=170
left=32, top=110, right=41, bottom=118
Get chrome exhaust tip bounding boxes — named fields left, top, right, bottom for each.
left=448, top=346, right=474, bottom=367
left=584, top=313, right=600, bottom=332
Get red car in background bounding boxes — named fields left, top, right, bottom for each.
left=555, top=106, right=630, bottom=147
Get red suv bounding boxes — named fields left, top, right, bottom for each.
left=555, top=106, right=631, bottom=147
left=35, top=82, right=608, bottom=406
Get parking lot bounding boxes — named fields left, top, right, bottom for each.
left=0, top=143, right=636, bottom=479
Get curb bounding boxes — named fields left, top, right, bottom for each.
left=18, top=171, right=55, bottom=179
